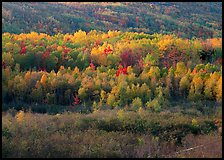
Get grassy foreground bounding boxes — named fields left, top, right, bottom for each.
left=2, top=108, right=222, bottom=158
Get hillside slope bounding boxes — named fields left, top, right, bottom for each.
left=2, top=2, right=222, bottom=39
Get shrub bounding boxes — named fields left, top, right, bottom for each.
left=131, top=97, right=143, bottom=111
left=146, top=99, right=162, bottom=113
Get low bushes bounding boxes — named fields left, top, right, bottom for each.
left=2, top=109, right=221, bottom=158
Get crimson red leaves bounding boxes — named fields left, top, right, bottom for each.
left=73, top=94, right=81, bottom=105
left=42, top=51, right=50, bottom=60
left=20, top=46, right=26, bottom=55
left=120, top=49, right=141, bottom=68
left=116, top=66, right=128, bottom=77
left=63, top=46, right=70, bottom=54
left=90, top=62, right=95, bottom=70
left=103, top=46, right=113, bottom=55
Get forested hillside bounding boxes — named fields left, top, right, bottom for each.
left=2, top=2, right=222, bottom=39
left=2, top=31, right=222, bottom=111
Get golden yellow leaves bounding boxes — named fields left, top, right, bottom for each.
left=4, top=42, right=14, bottom=51
left=204, top=72, right=221, bottom=99
left=94, top=79, right=102, bottom=89
left=127, top=66, right=133, bottom=74
left=63, top=34, right=73, bottom=42
left=100, top=90, right=106, bottom=102
left=40, top=74, right=47, bottom=85
left=78, top=87, right=87, bottom=99
left=191, top=118, right=199, bottom=127
left=207, top=38, right=222, bottom=49
left=107, top=30, right=121, bottom=38
left=101, top=30, right=120, bottom=40
left=117, top=109, right=125, bottom=120
left=157, top=35, right=174, bottom=51
left=174, top=62, right=188, bottom=78
left=16, top=110, right=25, bottom=123
left=192, top=76, right=203, bottom=91
left=91, top=42, right=113, bottom=55
left=147, top=66, right=160, bottom=79
left=188, top=75, right=204, bottom=101
left=179, top=75, right=190, bottom=92
left=72, top=30, right=88, bottom=45
left=72, top=67, right=80, bottom=76
left=26, top=32, right=39, bottom=41
left=216, top=77, right=222, bottom=102
left=102, top=33, right=109, bottom=40
left=107, top=94, right=116, bottom=108
left=57, top=46, right=63, bottom=52
left=24, top=71, right=31, bottom=82
left=12, top=32, right=50, bottom=43
left=91, top=43, right=113, bottom=66
left=15, top=110, right=32, bottom=124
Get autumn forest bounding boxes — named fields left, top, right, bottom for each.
left=2, top=2, right=222, bottom=158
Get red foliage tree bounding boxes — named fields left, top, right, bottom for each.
left=162, top=47, right=186, bottom=68
left=116, top=66, right=128, bottom=77
left=62, top=46, right=70, bottom=54
left=41, top=50, right=50, bottom=60
left=90, top=62, right=95, bottom=70
left=103, top=46, right=113, bottom=55
left=20, top=46, right=26, bottom=55
left=120, top=49, right=140, bottom=67
left=73, top=94, right=80, bottom=105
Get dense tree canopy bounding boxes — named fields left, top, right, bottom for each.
left=2, top=31, right=222, bottom=111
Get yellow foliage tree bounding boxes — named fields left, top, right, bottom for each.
left=57, top=46, right=63, bottom=52
left=40, top=74, right=47, bottom=85
left=216, top=77, right=222, bottom=102
left=107, top=93, right=116, bottom=107
left=24, top=71, right=31, bottom=82
left=175, top=62, right=188, bottom=78
left=188, top=75, right=204, bottom=100
left=16, top=110, right=25, bottom=123
left=204, top=72, right=220, bottom=100
left=72, top=67, right=80, bottom=75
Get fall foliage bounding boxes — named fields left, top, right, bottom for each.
left=2, top=31, right=222, bottom=110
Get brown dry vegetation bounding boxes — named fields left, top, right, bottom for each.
left=2, top=109, right=222, bottom=158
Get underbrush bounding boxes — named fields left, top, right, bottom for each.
left=2, top=109, right=222, bottom=158
left=2, top=99, right=221, bottom=115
